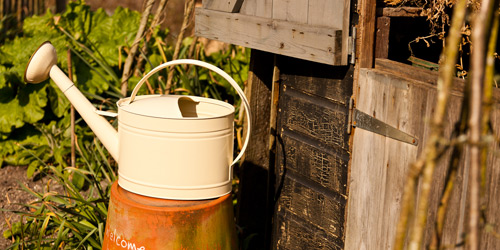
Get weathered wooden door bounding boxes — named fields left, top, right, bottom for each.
left=272, top=56, right=353, bottom=249
left=345, top=59, right=500, bottom=249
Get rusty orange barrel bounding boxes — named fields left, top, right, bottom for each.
left=103, top=182, right=237, bottom=249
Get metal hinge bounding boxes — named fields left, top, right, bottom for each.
left=347, top=97, right=418, bottom=146
left=348, top=26, right=356, bottom=64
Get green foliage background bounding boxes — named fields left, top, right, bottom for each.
left=0, top=1, right=249, bottom=175
left=0, top=1, right=249, bottom=248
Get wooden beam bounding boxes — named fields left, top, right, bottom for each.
left=357, top=0, right=377, bottom=68
left=236, top=50, right=274, bottom=250
left=195, top=8, right=345, bottom=65
left=375, top=16, right=391, bottom=59
left=202, top=0, right=244, bottom=13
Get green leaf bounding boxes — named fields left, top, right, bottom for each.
left=0, top=76, right=48, bottom=134
left=3, top=222, right=26, bottom=239
left=72, top=171, right=86, bottom=190
left=27, top=162, right=38, bottom=178
left=86, top=7, right=140, bottom=67
left=47, top=81, right=70, bottom=118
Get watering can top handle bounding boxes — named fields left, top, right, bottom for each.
left=129, top=59, right=251, bottom=167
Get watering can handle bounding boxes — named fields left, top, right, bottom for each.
left=129, top=59, right=251, bottom=167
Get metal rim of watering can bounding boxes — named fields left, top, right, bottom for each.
left=128, top=59, right=251, bottom=168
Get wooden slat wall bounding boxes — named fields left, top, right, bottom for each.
left=273, top=56, right=353, bottom=249
left=307, top=0, right=343, bottom=27
left=345, top=59, right=500, bottom=249
left=195, top=9, right=344, bottom=65
left=202, top=0, right=244, bottom=12
left=196, top=0, right=350, bottom=65
left=239, top=0, right=272, bottom=17
left=272, top=0, right=308, bottom=23
left=239, top=0, right=346, bottom=28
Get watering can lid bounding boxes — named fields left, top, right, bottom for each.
left=119, top=95, right=185, bottom=119
left=118, top=95, right=235, bottom=119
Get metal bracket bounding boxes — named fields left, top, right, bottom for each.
left=348, top=26, right=356, bottom=64
left=347, top=98, right=418, bottom=146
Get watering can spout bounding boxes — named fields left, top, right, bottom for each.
left=24, top=41, right=119, bottom=161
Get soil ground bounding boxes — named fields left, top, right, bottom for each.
left=0, top=166, right=54, bottom=249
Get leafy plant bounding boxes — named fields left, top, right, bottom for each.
left=0, top=1, right=249, bottom=172
left=0, top=2, right=141, bottom=170
left=1, top=1, right=250, bottom=248
left=3, top=138, right=115, bottom=249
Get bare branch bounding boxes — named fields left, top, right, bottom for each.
left=120, top=0, right=156, bottom=96
left=468, top=0, right=499, bottom=249
left=165, top=0, right=196, bottom=92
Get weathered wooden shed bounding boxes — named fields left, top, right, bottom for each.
left=195, top=1, right=500, bottom=249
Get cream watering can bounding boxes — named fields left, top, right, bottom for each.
left=24, top=41, right=251, bottom=200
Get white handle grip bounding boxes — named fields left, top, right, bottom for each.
left=130, top=59, right=251, bottom=167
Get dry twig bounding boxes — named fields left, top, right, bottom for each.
left=67, top=49, right=76, bottom=169
left=120, top=0, right=156, bottom=96
left=133, top=0, right=170, bottom=81
left=468, top=0, right=499, bottom=249
left=165, top=0, right=196, bottom=92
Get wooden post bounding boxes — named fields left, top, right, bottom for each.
left=375, top=16, right=391, bottom=59
left=357, top=0, right=377, bottom=68
left=236, top=49, right=275, bottom=249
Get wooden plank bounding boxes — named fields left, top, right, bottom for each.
left=376, top=59, right=464, bottom=94
left=272, top=0, right=308, bottom=23
left=279, top=127, right=349, bottom=196
left=195, top=8, right=344, bottom=65
left=378, top=71, right=423, bottom=249
left=480, top=107, right=500, bottom=249
left=375, top=58, right=500, bottom=100
left=273, top=169, right=346, bottom=249
left=280, top=86, right=350, bottom=150
left=345, top=68, right=417, bottom=249
left=307, top=0, right=344, bottom=27
left=357, top=0, right=377, bottom=68
left=236, top=50, right=274, bottom=250
left=202, top=0, right=244, bottom=13
left=341, top=0, right=351, bottom=66
left=278, top=53, right=354, bottom=104
left=274, top=209, right=343, bottom=250
left=421, top=93, right=466, bottom=249
left=375, top=58, right=448, bottom=85
left=438, top=148, right=468, bottom=248
left=274, top=175, right=346, bottom=241
left=239, top=0, right=272, bottom=18
left=375, top=16, right=390, bottom=59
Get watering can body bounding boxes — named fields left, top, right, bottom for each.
left=25, top=42, right=251, bottom=200
left=116, top=95, right=236, bottom=199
